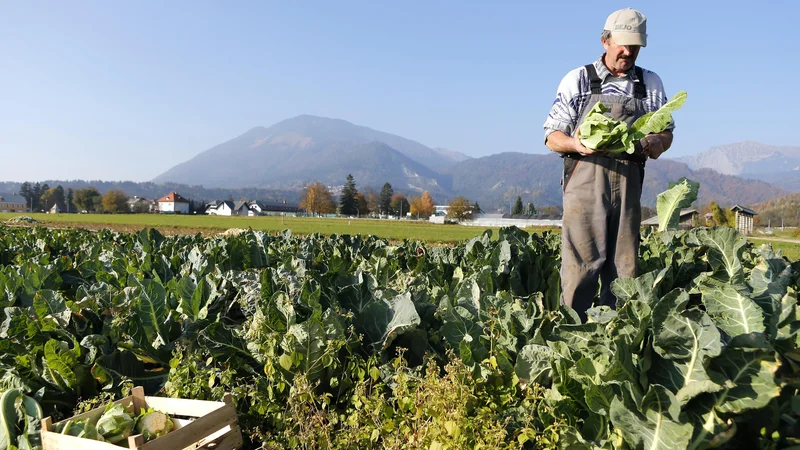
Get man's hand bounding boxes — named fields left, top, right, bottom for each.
left=545, top=129, right=606, bottom=156
left=641, top=132, right=673, bottom=160
left=573, top=129, right=604, bottom=157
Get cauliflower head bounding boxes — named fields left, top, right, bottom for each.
left=135, top=408, right=175, bottom=441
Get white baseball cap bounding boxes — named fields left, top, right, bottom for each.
left=604, top=8, right=647, bottom=47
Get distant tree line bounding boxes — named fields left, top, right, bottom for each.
left=17, top=182, right=73, bottom=213
left=749, top=193, right=800, bottom=228
left=13, top=181, right=222, bottom=215
left=0, top=180, right=299, bottom=209
left=510, top=196, right=537, bottom=215
left=296, top=173, right=491, bottom=222
left=299, top=174, right=441, bottom=219
left=17, top=182, right=133, bottom=213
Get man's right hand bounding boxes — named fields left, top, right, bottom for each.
left=545, top=130, right=604, bottom=156
left=573, top=130, right=603, bottom=157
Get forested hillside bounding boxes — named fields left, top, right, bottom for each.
left=753, top=192, right=800, bottom=226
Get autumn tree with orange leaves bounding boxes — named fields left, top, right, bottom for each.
left=421, top=191, right=435, bottom=217
left=409, top=195, right=424, bottom=218
left=410, top=190, right=436, bottom=218
left=447, top=196, right=474, bottom=221
left=299, top=182, right=336, bottom=216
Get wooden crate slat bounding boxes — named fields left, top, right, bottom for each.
left=196, top=424, right=236, bottom=447
left=196, top=424, right=231, bottom=445
left=137, top=404, right=238, bottom=450
left=198, top=426, right=244, bottom=450
left=128, top=433, right=145, bottom=449
left=42, top=430, right=125, bottom=450
left=132, top=386, right=146, bottom=416
left=172, top=417, right=193, bottom=430
left=144, top=396, right=225, bottom=418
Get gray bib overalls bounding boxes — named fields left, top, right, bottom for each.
left=560, top=64, right=649, bottom=321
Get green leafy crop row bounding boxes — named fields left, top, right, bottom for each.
left=1, top=223, right=799, bottom=449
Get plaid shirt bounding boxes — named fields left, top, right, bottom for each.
left=543, top=55, right=672, bottom=143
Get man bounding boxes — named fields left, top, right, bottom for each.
left=543, top=8, right=674, bottom=321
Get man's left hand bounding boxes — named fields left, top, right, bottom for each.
left=641, top=134, right=668, bottom=160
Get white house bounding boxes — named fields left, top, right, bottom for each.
left=157, top=192, right=190, bottom=214
left=205, top=200, right=232, bottom=216
left=205, top=200, right=250, bottom=216
left=206, top=199, right=299, bottom=216
left=232, top=201, right=251, bottom=216
left=248, top=201, right=265, bottom=216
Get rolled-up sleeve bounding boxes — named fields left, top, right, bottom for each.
left=543, top=69, right=583, bottom=143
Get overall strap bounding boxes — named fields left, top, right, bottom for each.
left=633, top=66, right=647, bottom=99
left=584, top=64, right=602, bottom=94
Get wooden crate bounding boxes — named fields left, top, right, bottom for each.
left=41, top=387, right=243, bottom=450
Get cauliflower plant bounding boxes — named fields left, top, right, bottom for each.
left=135, top=408, right=175, bottom=441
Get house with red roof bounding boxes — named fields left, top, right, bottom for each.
left=156, top=192, right=190, bottom=214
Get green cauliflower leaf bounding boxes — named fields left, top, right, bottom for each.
left=96, top=403, right=135, bottom=444
left=578, top=91, right=687, bottom=154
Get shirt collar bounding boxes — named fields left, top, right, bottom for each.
left=593, top=54, right=640, bottom=82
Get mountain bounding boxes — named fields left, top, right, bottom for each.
left=257, top=140, right=447, bottom=194
left=433, top=147, right=471, bottom=164
left=446, top=153, right=789, bottom=212
left=640, top=159, right=788, bottom=206
left=149, top=117, right=791, bottom=211
left=674, top=141, right=800, bottom=192
left=447, top=153, right=563, bottom=211
left=676, top=141, right=800, bottom=175
left=745, top=172, right=800, bottom=192
left=153, top=115, right=468, bottom=189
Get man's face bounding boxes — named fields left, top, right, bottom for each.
left=602, top=35, right=641, bottom=74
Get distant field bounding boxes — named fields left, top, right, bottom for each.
left=4, top=213, right=800, bottom=259
left=0, top=212, right=516, bottom=243
left=749, top=237, right=800, bottom=261
left=762, top=241, right=800, bottom=261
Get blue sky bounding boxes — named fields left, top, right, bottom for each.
left=1, top=1, right=798, bottom=182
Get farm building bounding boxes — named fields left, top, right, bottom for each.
left=250, top=201, right=299, bottom=216
left=467, top=213, right=562, bottom=227
left=206, top=200, right=299, bottom=216
left=641, top=208, right=698, bottom=229
left=127, top=196, right=157, bottom=213
left=157, top=192, right=190, bottom=214
left=0, top=195, right=27, bottom=213
left=431, top=213, right=563, bottom=227
left=731, top=205, right=757, bottom=235
left=206, top=200, right=245, bottom=216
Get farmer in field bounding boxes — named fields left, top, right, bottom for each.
left=543, top=8, right=674, bottom=321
